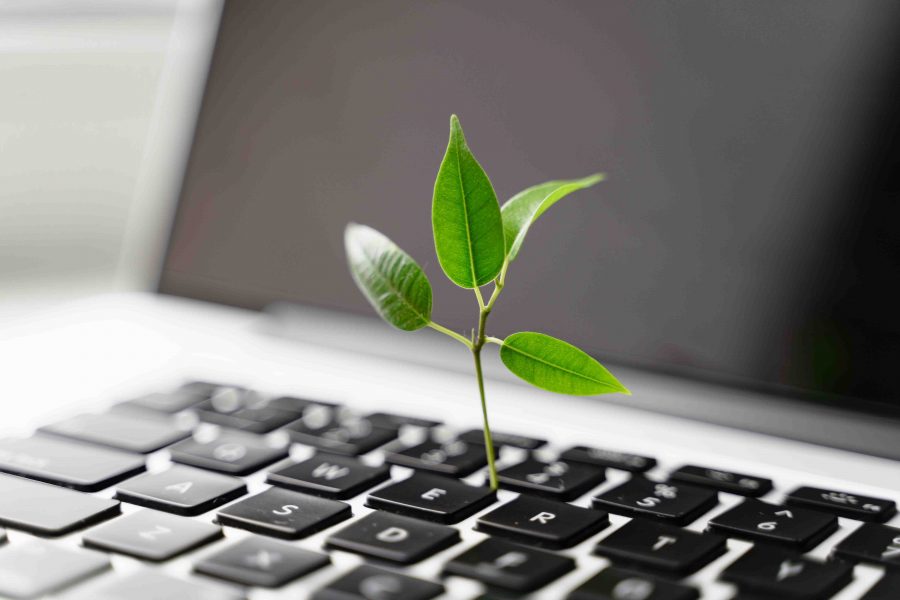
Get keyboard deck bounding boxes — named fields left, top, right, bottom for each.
left=0, top=381, right=897, bottom=599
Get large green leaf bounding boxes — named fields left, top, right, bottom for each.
left=500, top=174, right=605, bottom=261
left=432, top=115, right=505, bottom=288
left=344, top=223, right=432, bottom=331
left=499, top=331, right=630, bottom=395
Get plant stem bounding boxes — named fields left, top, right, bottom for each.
left=427, top=321, right=473, bottom=349
left=472, top=279, right=502, bottom=491
left=472, top=341, right=499, bottom=491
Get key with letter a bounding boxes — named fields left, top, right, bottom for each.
left=267, top=453, right=389, bottom=499
left=116, top=465, right=246, bottom=515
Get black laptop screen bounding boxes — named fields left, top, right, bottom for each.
left=160, top=1, right=900, bottom=413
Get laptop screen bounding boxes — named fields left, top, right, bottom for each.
left=160, top=1, right=900, bottom=415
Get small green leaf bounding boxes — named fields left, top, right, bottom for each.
left=501, top=174, right=605, bottom=261
left=344, top=223, right=433, bottom=331
left=432, top=115, right=505, bottom=288
left=499, top=331, right=630, bottom=395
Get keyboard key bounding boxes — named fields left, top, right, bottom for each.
left=863, top=573, right=900, bottom=599
left=200, top=407, right=300, bottom=433
left=267, top=395, right=339, bottom=413
left=0, top=473, right=119, bottom=535
left=593, top=518, right=726, bottom=575
left=593, top=478, right=718, bottom=525
left=444, top=537, right=575, bottom=593
left=83, top=508, right=222, bottom=561
left=194, top=386, right=263, bottom=414
left=326, top=511, right=460, bottom=564
left=116, top=465, right=246, bottom=515
left=267, top=453, right=389, bottom=499
left=560, top=445, right=657, bottom=473
left=568, top=566, right=700, bottom=600
left=40, top=411, right=189, bottom=454
left=832, top=522, right=900, bottom=569
left=707, top=499, right=838, bottom=551
left=313, top=564, right=444, bottom=600
left=217, top=486, right=351, bottom=539
left=117, top=389, right=206, bottom=413
left=74, top=569, right=242, bottom=600
left=477, top=495, right=609, bottom=549
left=286, top=408, right=397, bottom=455
left=367, top=472, right=496, bottom=524
left=497, top=457, right=606, bottom=500
left=721, top=546, right=853, bottom=599
left=669, top=465, right=772, bottom=497
left=169, top=432, right=287, bottom=475
left=385, top=438, right=496, bottom=477
left=0, top=435, right=144, bottom=491
left=786, top=486, right=897, bottom=523
left=368, top=412, right=442, bottom=429
left=0, top=529, right=5, bottom=544
left=0, top=541, right=109, bottom=599
left=195, top=535, right=330, bottom=587
left=458, top=429, right=547, bottom=450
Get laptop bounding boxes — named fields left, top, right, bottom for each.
left=1, top=1, right=899, bottom=598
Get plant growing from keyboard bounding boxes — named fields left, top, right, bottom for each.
left=344, top=115, right=630, bottom=490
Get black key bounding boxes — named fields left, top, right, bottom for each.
left=0, top=541, right=110, bottom=599
left=497, top=457, right=606, bottom=500
left=863, top=573, right=900, bottom=599
left=568, top=567, right=699, bottom=600
left=83, top=509, right=221, bottom=561
left=593, top=478, right=718, bottom=525
left=313, top=565, right=444, bottom=600
left=169, top=432, right=287, bottom=475
left=267, top=395, right=340, bottom=413
left=268, top=453, right=389, bottom=499
left=368, top=412, right=441, bottom=429
left=326, top=511, right=459, bottom=564
left=386, top=438, right=496, bottom=477
left=286, top=409, right=397, bottom=455
left=478, top=495, right=609, bottom=549
left=721, top=546, right=852, bottom=599
left=594, top=518, right=726, bottom=575
left=707, top=499, right=838, bottom=551
left=560, top=445, right=656, bottom=473
left=458, top=429, right=547, bottom=450
left=669, top=465, right=772, bottom=497
left=117, top=389, right=205, bottom=413
left=0, top=435, right=144, bottom=491
left=787, top=486, right=897, bottom=523
left=444, top=537, right=575, bottom=593
left=832, top=522, right=900, bottom=569
left=40, top=412, right=189, bottom=454
left=367, top=472, right=496, bottom=524
left=0, top=473, right=120, bottom=536
left=116, top=465, right=246, bottom=515
left=193, top=385, right=263, bottom=413
left=195, top=535, right=330, bottom=587
left=217, top=486, right=351, bottom=539
left=199, top=407, right=300, bottom=433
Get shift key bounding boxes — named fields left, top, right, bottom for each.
left=0, top=436, right=145, bottom=492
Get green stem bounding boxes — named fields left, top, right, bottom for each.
left=427, top=321, right=473, bottom=349
left=472, top=344, right=498, bottom=490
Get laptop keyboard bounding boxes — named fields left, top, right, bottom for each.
left=0, top=381, right=896, bottom=598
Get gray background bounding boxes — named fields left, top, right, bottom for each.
left=162, top=1, right=900, bottom=406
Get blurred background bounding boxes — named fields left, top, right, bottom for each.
left=0, top=0, right=220, bottom=302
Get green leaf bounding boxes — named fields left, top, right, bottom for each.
left=432, top=115, right=505, bottom=288
left=344, top=223, right=433, bottom=331
left=499, top=331, right=630, bottom=396
left=500, top=174, right=605, bottom=261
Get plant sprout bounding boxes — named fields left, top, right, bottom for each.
left=345, top=115, right=630, bottom=490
